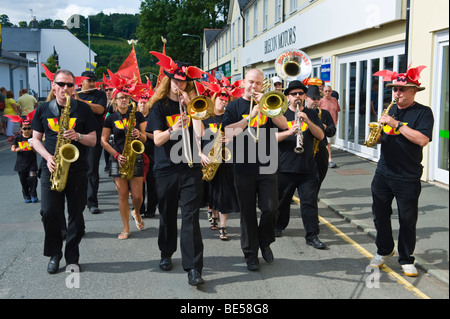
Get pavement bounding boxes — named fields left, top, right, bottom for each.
left=318, top=148, right=449, bottom=285
left=0, top=132, right=448, bottom=287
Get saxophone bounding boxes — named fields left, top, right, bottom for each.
left=363, top=99, right=397, bottom=147
left=313, top=107, right=322, bottom=156
left=50, top=94, right=80, bottom=192
left=202, top=130, right=231, bottom=182
left=119, top=101, right=145, bottom=180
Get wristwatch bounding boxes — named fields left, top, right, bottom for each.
left=396, top=122, right=404, bottom=130
left=78, top=133, right=83, bottom=141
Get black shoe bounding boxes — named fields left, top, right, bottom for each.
left=261, top=246, right=274, bottom=263
left=246, top=260, right=260, bottom=271
left=306, top=236, right=326, bottom=249
left=47, top=254, right=62, bottom=274
left=89, top=207, right=101, bottom=214
left=159, top=257, right=172, bottom=271
left=188, top=269, right=205, bottom=286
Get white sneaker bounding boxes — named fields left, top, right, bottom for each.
left=401, top=264, right=418, bottom=277
left=370, top=250, right=395, bottom=267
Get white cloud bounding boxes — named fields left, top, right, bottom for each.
left=1, top=1, right=141, bottom=25
left=54, top=4, right=98, bottom=22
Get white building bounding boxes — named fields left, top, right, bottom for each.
left=1, top=27, right=96, bottom=100
left=203, top=0, right=449, bottom=185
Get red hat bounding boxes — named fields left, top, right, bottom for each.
left=202, top=75, right=244, bottom=100
left=134, top=80, right=155, bottom=102
left=150, top=51, right=207, bottom=82
left=374, top=65, right=426, bottom=91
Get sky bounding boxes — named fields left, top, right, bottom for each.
left=2, top=0, right=142, bottom=25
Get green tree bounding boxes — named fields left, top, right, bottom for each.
left=0, top=14, right=14, bottom=26
left=136, top=0, right=228, bottom=67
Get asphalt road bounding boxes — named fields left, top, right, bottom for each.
left=0, top=146, right=448, bottom=303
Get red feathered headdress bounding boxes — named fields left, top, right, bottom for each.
left=150, top=51, right=208, bottom=82
left=40, top=63, right=88, bottom=87
left=5, top=109, right=36, bottom=126
left=374, top=64, right=426, bottom=91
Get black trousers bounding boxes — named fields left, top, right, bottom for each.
left=87, top=142, right=103, bottom=209
left=18, top=171, right=38, bottom=199
left=234, top=173, right=278, bottom=263
left=40, top=168, right=87, bottom=264
left=155, top=168, right=204, bottom=272
left=142, top=162, right=158, bottom=214
left=276, top=171, right=320, bottom=239
left=371, top=172, right=421, bottom=265
left=315, top=145, right=329, bottom=192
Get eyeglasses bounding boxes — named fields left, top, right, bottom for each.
left=289, top=92, right=305, bottom=96
left=392, top=87, right=409, bottom=93
left=55, top=82, right=75, bottom=88
left=22, top=127, right=32, bottom=130
left=116, top=96, right=129, bottom=101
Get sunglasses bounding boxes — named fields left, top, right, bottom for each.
left=55, top=82, right=75, bottom=88
left=392, top=87, right=409, bottom=93
left=22, top=127, right=32, bottom=130
left=289, top=92, right=305, bottom=96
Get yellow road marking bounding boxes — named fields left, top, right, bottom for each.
left=319, top=215, right=431, bottom=299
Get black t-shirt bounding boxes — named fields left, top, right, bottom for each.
left=278, top=107, right=322, bottom=174
left=78, top=89, right=107, bottom=142
left=221, top=97, right=278, bottom=175
left=314, top=107, right=335, bottom=149
left=31, top=98, right=97, bottom=172
left=103, top=109, right=145, bottom=154
left=13, top=134, right=38, bottom=172
left=377, top=102, right=434, bottom=181
left=146, top=98, right=200, bottom=177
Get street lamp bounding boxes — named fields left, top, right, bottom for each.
left=182, top=33, right=202, bottom=69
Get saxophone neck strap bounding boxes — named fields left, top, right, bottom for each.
left=49, top=98, right=78, bottom=118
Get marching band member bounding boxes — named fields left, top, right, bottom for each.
left=274, top=81, right=326, bottom=249
left=101, top=79, right=147, bottom=240
left=222, top=68, right=288, bottom=271
left=146, top=53, right=205, bottom=286
left=31, top=69, right=97, bottom=274
left=305, top=85, right=336, bottom=194
left=201, top=79, right=241, bottom=240
left=369, top=66, right=434, bottom=277
left=7, top=110, right=39, bottom=203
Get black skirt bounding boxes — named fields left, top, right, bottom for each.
left=110, top=153, right=144, bottom=178
left=208, top=164, right=240, bottom=214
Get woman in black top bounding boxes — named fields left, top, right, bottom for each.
left=146, top=55, right=205, bottom=286
left=102, top=91, right=147, bottom=240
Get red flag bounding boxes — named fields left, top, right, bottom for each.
left=116, top=45, right=141, bottom=83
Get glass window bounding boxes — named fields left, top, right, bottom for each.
left=438, top=45, right=449, bottom=172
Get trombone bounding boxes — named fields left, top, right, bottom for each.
left=248, top=79, right=289, bottom=143
left=178, top=91, right=194, bottom=167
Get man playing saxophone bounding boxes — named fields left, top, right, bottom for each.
left=369, top=66, right=434, bottom=277
left=274, top=80, right=325, bottom=249
left=31, top=69, right=97, bottom=274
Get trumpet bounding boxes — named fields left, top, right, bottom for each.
left=294, top=100, right=304, bottom=154
left=178, top=91, right=194, bottom=167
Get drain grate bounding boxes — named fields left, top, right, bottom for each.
left=334, top=168, right=371, bottom=175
